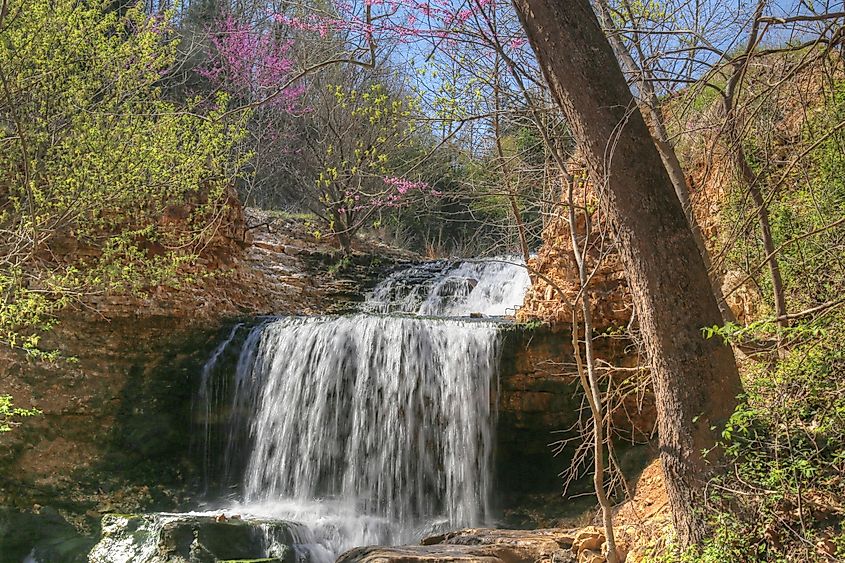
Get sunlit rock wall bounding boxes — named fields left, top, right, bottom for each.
left=517, top=171, right=632, bottom=329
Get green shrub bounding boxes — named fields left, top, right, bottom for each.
left=697, top=315, right=845, bottom=561
left=0, top=0, right=246, bottom=356
left=0, top=395, right=40, bottom=433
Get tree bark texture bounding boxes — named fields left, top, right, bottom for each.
left=511, top=0, right=743, bottom=547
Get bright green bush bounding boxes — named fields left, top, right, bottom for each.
left=0, top=0, right=246, bottom=356
left=0, top=395, right=40, bottom=433
left=695, top=315, right=845, bottom=561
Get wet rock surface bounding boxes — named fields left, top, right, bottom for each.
left=337, top=528, right=580, bottom=563
left=88, top=513, right=303, bottom=563
left=328, top=449, right=670, bottom=563
left=337, top=544, right=513, bottom=562
left=0, top=506, right=94, bottom=563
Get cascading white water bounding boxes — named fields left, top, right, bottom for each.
left=210, top=315, right=500, bottom=553
left=245, top=316, right=499, bottom=522
left=195, top=257, right=531, bottom=560
left=366, top=257, right=531, bottom=317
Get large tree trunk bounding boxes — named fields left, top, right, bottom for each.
left=511, top=0, right=743, bottom=547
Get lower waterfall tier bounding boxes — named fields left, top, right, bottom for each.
left=198, top=314, right=504, bottom=555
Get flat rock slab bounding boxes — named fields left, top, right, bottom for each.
left=337, top=544, right=511, bottom=562
left=338, top=528, right=578, bottom=563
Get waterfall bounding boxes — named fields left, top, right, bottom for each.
left=196, top=321, right=244, bottom=491
left=366, top=257, right=531, bottom=317
left=196, top=257, right=530, bottom=559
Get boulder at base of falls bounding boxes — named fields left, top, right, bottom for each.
left=336, top=528, right=580, bottom=563
left=0, top=506, right=94, bottom=563
left=87, top=513, right=306, bottom=563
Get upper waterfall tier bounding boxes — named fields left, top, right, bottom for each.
left=365, top=257, right=531, bottom=317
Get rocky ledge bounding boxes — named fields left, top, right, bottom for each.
left=77, top=208, right=419, bottom=321
left=338, top=527, right=613, bottom=563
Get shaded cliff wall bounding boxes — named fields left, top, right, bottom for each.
left=495, top=324, right=653, bottom=527
left=0, top=316, right=228, bottom=562
left=498, top=324, right=582, bottom=496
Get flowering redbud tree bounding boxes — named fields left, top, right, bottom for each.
left=199, top=15, right=303, bottom=109
left=267, top=0, right=545, bottom=253
left=198, top=14, right=305, bottom=206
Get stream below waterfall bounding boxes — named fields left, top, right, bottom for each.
left=90, top=257, right=532, bottom=563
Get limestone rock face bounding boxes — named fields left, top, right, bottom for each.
left=337, top=544, right=510, bottom=563
left=77, top=208, right=409, bottom=321
left=0, top=317, right=230, bottom=561
left=518, top=174, right=631, bottom=330
left=511, top=172, right=656, bottom=477
left=571, top=527, right=605, bottom=558
left=497, top=327, right=655, bottom=517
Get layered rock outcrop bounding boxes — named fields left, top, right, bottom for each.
left=499, top=326, right=637, bottom=474
left=337, top=526, right=639, bottom=563
left=74, top=206, right=413, bottom=321
left=338, top=528, right=579, bottom=563
left=517, top=174, right=631, bottom=330
left=89, top=513, right=304, bottom=563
